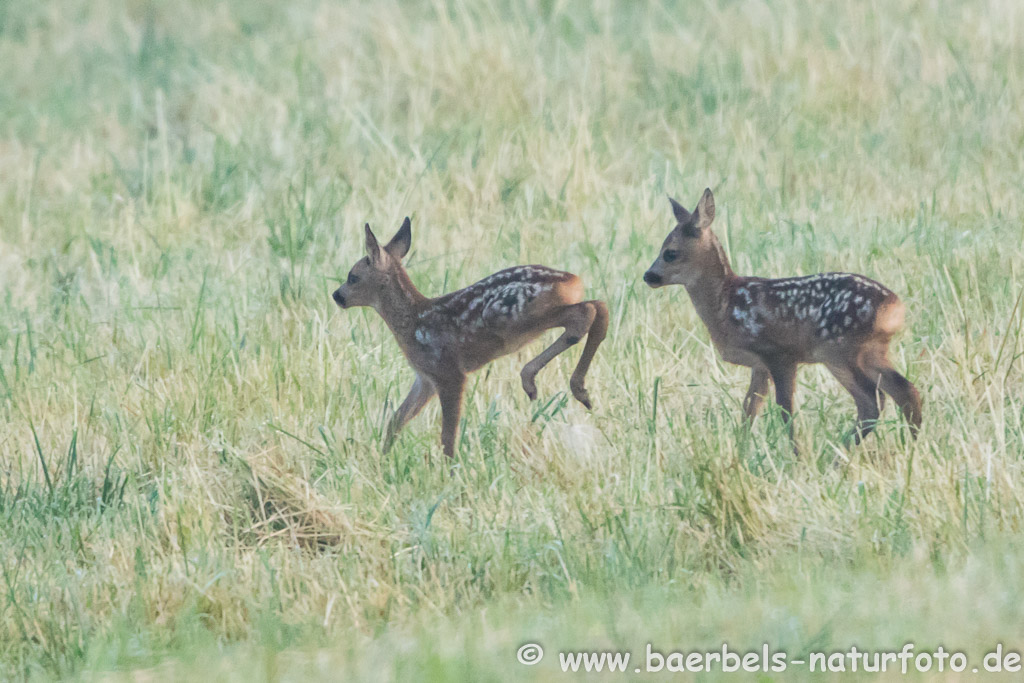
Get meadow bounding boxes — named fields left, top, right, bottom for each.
left=1, top=0, right=1023, bottom=679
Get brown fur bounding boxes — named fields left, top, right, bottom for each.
left=334, top=218, right=608, bottom=459
left=644, top=189, right=922, bottom=450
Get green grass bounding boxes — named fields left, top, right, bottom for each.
left=1, top=0, right=1023, bottom=679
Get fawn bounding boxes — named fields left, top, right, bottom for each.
left=643, top=188, right=922, bottom=448
left=333, top=217, right=609, bottom=458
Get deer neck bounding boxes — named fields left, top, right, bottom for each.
left=683, top=235, right=736, bottom=332
left=374, top=268, right=430, bottom=342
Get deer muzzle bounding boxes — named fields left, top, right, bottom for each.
left=643, top=270, right=663, bottom=287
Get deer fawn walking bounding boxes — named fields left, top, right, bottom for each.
left=333, top=218, right=609, bottom=459
left=644, top=188, right=922, bottom=449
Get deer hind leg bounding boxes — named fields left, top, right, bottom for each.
left=827, top=362, right=881, bottom=444
left=765, top=359, right=799, bottom=452
left=860, top=354, right=922, bottom=438
left=568, top=300, right=608, bottom=409
left=742, top=365, right=772, bottom=421
left=383, top=374, right=436, bottom=454
left=520, top=300, right=605, bottom=409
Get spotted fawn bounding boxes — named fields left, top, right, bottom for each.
left=333, top=218, right=609, bottom=458
left=644, top=188, right=922, bottom=448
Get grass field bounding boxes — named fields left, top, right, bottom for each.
left=1, top=0, right=1023, bottom=679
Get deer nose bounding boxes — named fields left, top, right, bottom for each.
left=643, top=271, right=663, bottom=286
left=332, top=289, right=346, bottom=307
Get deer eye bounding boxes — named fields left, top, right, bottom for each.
left=347, top=273, right=360, bottom=285
left=663, top=250, right=679, bottom=263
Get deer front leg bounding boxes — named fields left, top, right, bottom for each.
left=742, top=365, right=772, bottom=421
left=383, top=374, right=436, bottom=453
left=520, top=301, right=600, bottom=408
left=436, top=374, right=466, bottom=459
left=766, top=360, right=799, bottom=452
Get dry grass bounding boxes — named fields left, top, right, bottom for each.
left=239, top=447, right=386, bottom=550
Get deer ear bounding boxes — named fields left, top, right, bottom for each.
left=694, top=188, right=715, bottom=229
left=384, top=217, right=411, bottom=260
left=668, top=196, right=691, bottom=224
left=364, top=223, right=383, bottom=266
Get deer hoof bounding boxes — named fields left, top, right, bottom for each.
left=570, top=383, right=592, bottom=410
left=840, top=425, right=865, bottom=449
left=521, top=373, right=538, bottom=401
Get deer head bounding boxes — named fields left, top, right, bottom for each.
left=333, top=217, right=413, bottom=309
left=643, top=188, right=718, bottom=289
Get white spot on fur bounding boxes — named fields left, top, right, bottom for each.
left=732, top=305, right=765, bottom=335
